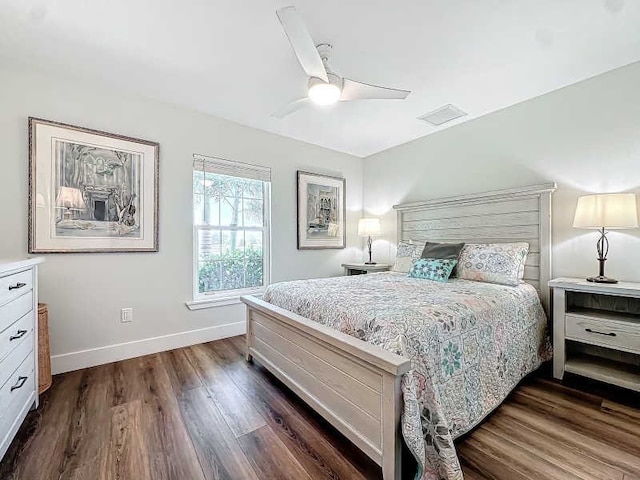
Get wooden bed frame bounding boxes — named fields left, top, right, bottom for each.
left=241, top=183, right=556, bottom=479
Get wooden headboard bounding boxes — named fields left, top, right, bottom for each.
left=393, top=183, right=556, bottom=313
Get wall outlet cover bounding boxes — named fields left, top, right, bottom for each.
left=121, top=308, right=133, bottom=323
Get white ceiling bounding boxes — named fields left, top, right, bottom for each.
left=1, top=0, right=639, bottom=157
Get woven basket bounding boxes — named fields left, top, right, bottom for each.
left=38, top=303, right=52, bottom=394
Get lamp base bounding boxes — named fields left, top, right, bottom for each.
left=586, top=275, right=618, bottom=284
left=588, top=236, right=618, bottom=283
left=365, top=235, right=376, bottom=265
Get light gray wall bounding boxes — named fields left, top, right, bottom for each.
left=0, top=64, right=363, bottom=361
left=364, top=61, right=640, bottom=282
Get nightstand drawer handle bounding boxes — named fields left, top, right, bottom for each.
left=9, top=330, right=27, bottom=341
left=10, top=376, right=28, bottom=392
left=585, top=328, right=616, bottom=337
left=8, top=282, right=26, bottom=291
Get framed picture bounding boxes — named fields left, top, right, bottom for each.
left=297, top=171, right=346, bottom=250
left=28, top=117, right=159, bottom=253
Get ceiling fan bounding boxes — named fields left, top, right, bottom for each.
left=273, top=6, right=411, bottom=118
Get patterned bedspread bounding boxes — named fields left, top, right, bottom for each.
left=263, top=272, right=551, bottom=480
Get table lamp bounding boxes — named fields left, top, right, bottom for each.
left=573, top=193, right=638, bottom=283
left=358, top=218, right=381, bottom=265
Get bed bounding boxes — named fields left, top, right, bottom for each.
left=241, top=183, right=556, bottom=480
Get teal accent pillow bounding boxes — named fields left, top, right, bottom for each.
left=408, top=258, right=458, bottom=282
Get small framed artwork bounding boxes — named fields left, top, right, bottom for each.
left=28, top=117, right=159, bottom=253
left=297, top=171, right=346, bottom=250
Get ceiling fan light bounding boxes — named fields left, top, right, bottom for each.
left=308, top=82, right=341, bottom=106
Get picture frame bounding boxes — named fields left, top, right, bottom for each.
left=28, top=117, right=160, bottom=253
left=297, top=170, right=346, bottom=250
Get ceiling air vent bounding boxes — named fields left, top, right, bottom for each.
left=418, top=104, right=467, bottom=126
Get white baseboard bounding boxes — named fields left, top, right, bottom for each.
left=51, top=321, right=246, bottom=374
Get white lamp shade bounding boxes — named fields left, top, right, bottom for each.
left=358, top=218, right=381, bottom=237
left=573, top=193, right=639, bottom=229
left=55, top=186, right=87, bottom=211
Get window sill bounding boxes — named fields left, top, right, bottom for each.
left=186, top=289, right=264, bottom=311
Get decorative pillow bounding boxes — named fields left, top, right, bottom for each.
left=421, top=241, right=465, bottom=276
left=457, top=242, right=529, bottom=287
left=392, top=241, right=424, bottom=273
left=408, top=258, right=458, bottom=282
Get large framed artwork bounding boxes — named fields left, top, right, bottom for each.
left=28, top=118, right=159, bottom=253
left=297, top=171, right=346, bottom=250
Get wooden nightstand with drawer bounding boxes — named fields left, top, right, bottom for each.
left=549, top=277, right=640, bottom=392
left=341, top=263, right=391, bottom=276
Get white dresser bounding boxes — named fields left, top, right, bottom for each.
left=0, top=258, right=43, bottom=461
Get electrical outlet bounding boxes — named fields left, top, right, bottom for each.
left=121, top=308, right=133, bottom=323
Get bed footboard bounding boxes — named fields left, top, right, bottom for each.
left=241, top=295, right=411, bottom=480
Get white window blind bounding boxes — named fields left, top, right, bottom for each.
left=193, top=154, right=271, bottom=183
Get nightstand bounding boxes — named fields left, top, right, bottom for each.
left=341, top=263, right=391, bottom=276
left=549, top=277, right=640, bottom=392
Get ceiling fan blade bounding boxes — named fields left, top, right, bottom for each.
left=276, top=6, right=328, bottom=83
left=340, top=78, right=411, bottom=101
left=271, top=98, right=310, bottom=119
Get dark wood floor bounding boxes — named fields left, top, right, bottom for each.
left=1, top=336, right=640, bottom=480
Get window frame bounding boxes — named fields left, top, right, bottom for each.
left=188, top=158, right=271, bottom=310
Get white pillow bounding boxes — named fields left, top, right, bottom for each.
left=392, top=241, right=424, bottom=273
left=457, top=242, right=529, bottom=287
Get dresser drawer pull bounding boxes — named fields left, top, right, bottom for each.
left=9, top=330, right=28, bottom=341
left=10, top=376, right=28, bottom=392
left=585, top=328, right=616, bottom=337
left=8, top=282, right=27, bottom=291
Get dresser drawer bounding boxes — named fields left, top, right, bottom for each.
left=0, top=270, right=33, bottom=307
left=0, top=291, right=33, bottom=334
left=0, top=312, right=34, bottom=364
left=0, top=356, right=35, bottom=452
left=0, top=333, right=33, bottom=390
left=0, top=353, right=34, bottom=423
left=565, top=313, right=640, bottom=355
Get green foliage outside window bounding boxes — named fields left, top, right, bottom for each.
left=199, top=246, right=263, bottom=293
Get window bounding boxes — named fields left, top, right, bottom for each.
left=191, top=155, right=271, bottom=307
